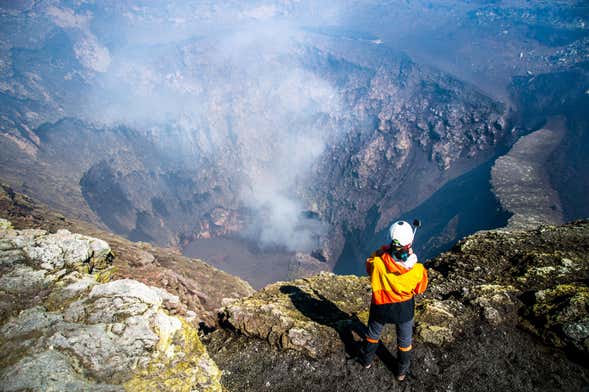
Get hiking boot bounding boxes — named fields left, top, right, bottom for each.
left=358, top=339, right=378, bottom=369
left=356, top=357, right=372, bottom=369
left=397, top=348, right=411, bottom=381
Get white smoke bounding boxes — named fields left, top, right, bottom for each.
left=206, top=23, right=343, bottom=251
left=46, top=5, right=111, bottom=73
left=78, top=3, right=346, bottom=251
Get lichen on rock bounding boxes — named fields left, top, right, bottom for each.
left=427, top=220, right=589, bottom=357
left=221, top=272, right=371, bottom=358
left=124, top=318, right=222, bottom=392
left=0, top=219, right=223, bottom=391
left=416, top=299, right=472, bottom=345
left=525, top=284, right=589, bottom=352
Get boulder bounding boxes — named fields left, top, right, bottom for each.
left=222, top=272, right=370, bottom=358
left=0, top=220, right=223, bottom=391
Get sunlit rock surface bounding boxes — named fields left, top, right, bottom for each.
left=207, top=220, right=589, bottom=391
left=428, top=220, right=589, bottom=355
left=221, top=272, right=370, bottom=358
left=0, top=183, right=255, bottom=326
left=0, top=219, right=222, bottom=391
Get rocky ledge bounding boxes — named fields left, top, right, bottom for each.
left=0, top=183, right=255, bottom=327
left=0, top=219, right=222, bottom=391
left=206, top=220, right=589, bottom=391
left=426, top=220, right=589, bottom=356
left=221, top=272, right=371, bottom=358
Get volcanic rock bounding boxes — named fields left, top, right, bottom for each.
left=207, top=220, right=589, bottom=391
left=491, top=117, right=565, bottom=229
left=0, top=183, right=255, bottom=326
left=0, top=218, right=223, bottom=391
left=221, top=272, right=370, bottom=358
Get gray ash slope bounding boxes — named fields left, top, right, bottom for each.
left=491, top=117, right=566, bottom=230
left=509, top=62, right=589, bottom=223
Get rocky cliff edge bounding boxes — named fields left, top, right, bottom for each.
left=0, top=183, right=255, bottom=327
left=207, top=221, right=588, bottom=391
left=1, top=183, right=588, bottom=391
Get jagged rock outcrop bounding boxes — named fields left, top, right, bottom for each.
left=0, top=218, right=223, bottom=391
left=0, top=183, right=255, bottom=326
left=426, top=220, right=589, bottom=356
left=221, top=272, right=370, bottom=358
left=206, top=221, right=589, bottom=391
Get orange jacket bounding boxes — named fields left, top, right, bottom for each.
left=366, top=249, right=428, bottom=305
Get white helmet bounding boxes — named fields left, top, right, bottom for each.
left=389, top=220, right=414, bottom=247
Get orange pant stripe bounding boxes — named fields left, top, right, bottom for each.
left=366, top=337, right=379, bottom=344
left=398, top=345, right=412, bottom=352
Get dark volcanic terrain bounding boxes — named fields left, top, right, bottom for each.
left=206, top=220, right=589, bottom=391
left=1, top=2, right=588, bottom=391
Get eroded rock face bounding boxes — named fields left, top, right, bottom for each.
left=0, top=219, right=223, bottom=391
left=0, top=1, right=511, bottom=282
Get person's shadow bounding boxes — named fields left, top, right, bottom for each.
left=279, top=285, right=398, bottom=372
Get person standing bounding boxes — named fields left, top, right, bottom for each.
left=358, top=220, right=428, bottom=381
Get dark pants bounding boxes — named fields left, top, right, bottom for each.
left=360, top=317, right=413, bottom=375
